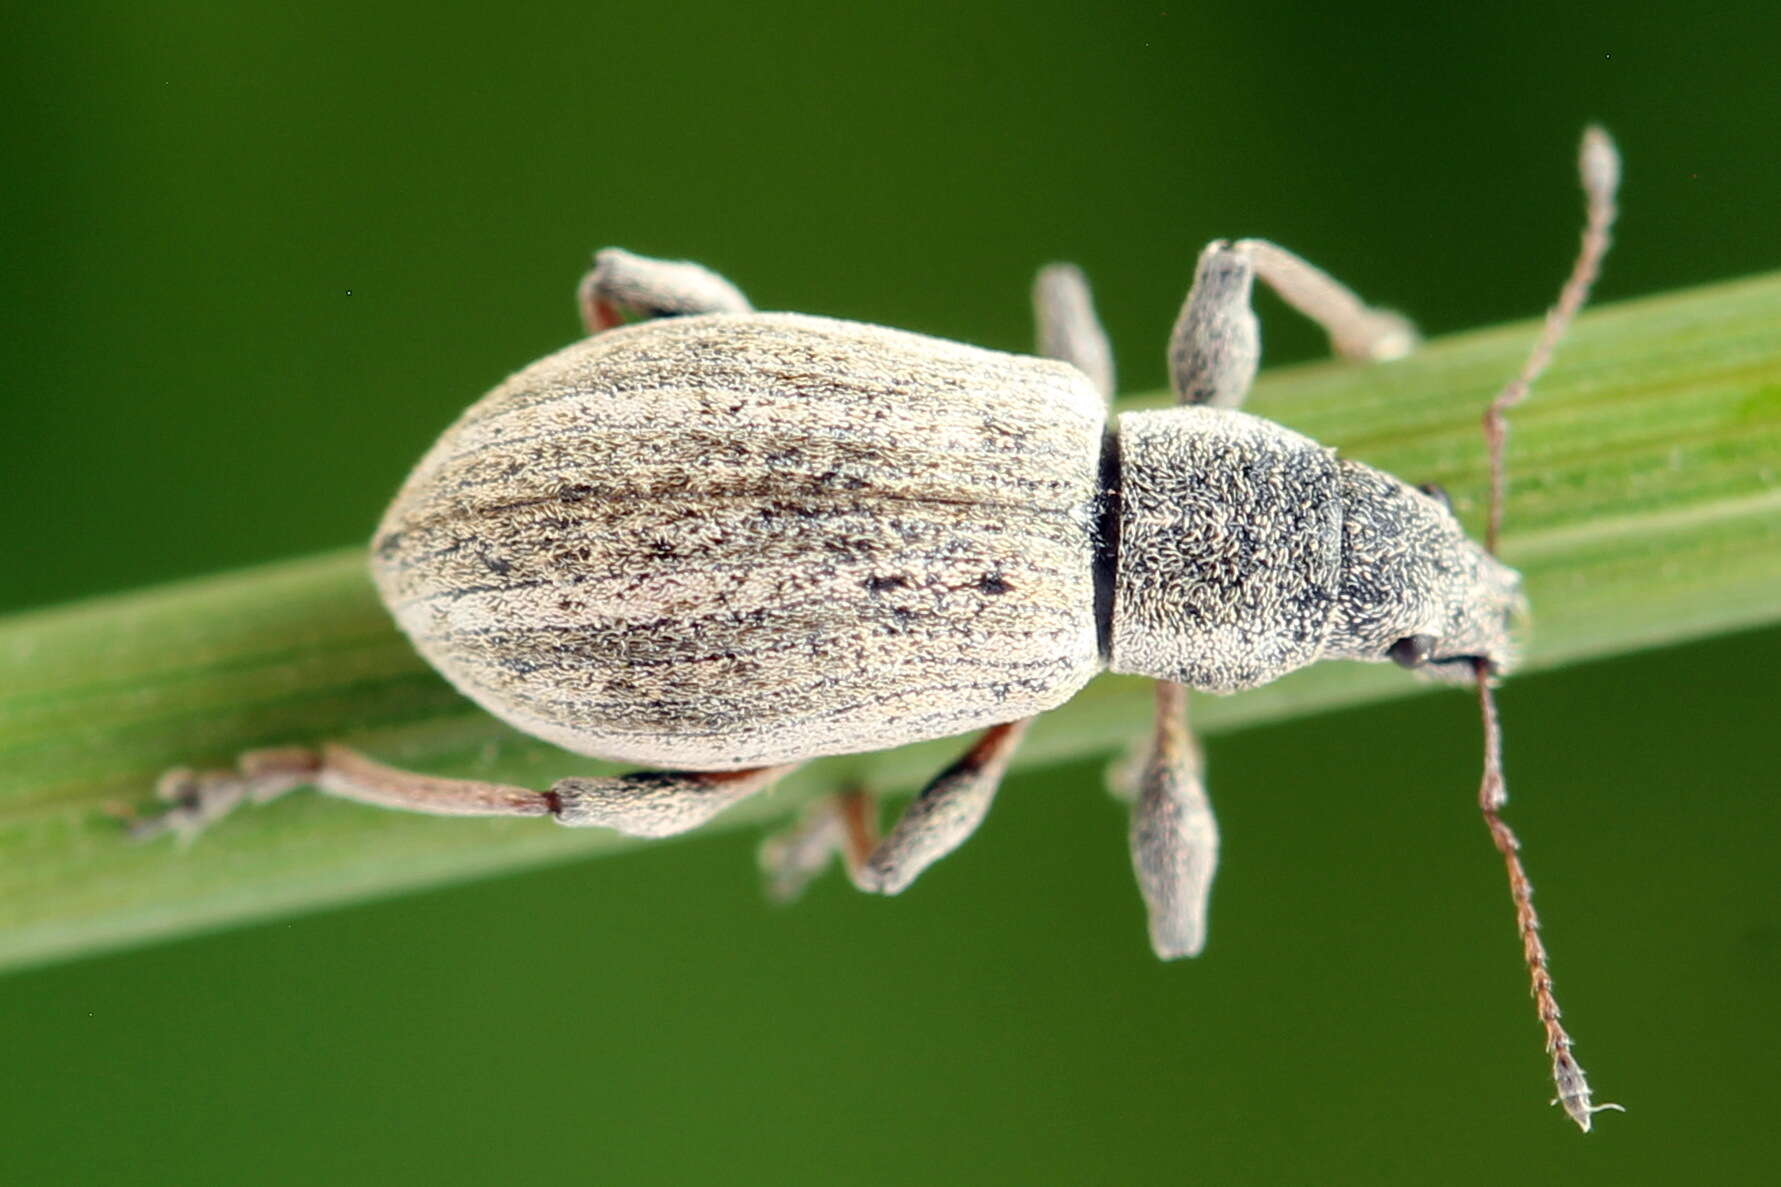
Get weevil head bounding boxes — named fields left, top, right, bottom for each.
left=1320, top=460, right=1525, bottom=682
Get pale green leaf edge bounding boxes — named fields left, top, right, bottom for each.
left=2, top=271, right=1778, bottom=974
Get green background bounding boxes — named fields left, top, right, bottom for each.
left=4, top=3, right=1778, bottom=1184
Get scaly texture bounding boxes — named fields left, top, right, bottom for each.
left=373, top=312, right=1107, bottom=767
left=1111, top=406, right=1341, bottom=690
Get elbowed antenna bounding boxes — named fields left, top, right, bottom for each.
left=1476, top=125, right=1625, bottom=1133
left=1483, top=126, right=1621, bottom=556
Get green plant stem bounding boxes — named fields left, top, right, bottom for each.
left=3, top=273, right=1779, bottom=975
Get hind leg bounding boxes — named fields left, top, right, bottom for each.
left=577, top=247, right=753, bottom=333
left=131, top=743, right=796, bottom=843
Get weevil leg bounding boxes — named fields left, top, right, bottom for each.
left=855, top=718, right=1032, bottom=895
left=758, top=720, right=1032, bottom=900
left=1129, top=680, right=1219, bottom=959
left=1033, top=262, right=1116, bottom=400
left=1232, top=239, right=1418, bottom=363
left=577, top=247, right=753, bottom=334
left=1168, top=242, right=1261, bottom=408
left=1168, top=239, right=1416, bottom=408
left=1148, top=238, right=1402, bottom=949
left=1029, top=262, right=1222, bottom=949
left=550, top=761, right=798, bottom=838
left=758, top=796, right=848, bottom=903
left=127, top=746, right=327, bottom=843
left=757, top=787, right=875, bottom=903
left=130, top=744, right=795, bottom=842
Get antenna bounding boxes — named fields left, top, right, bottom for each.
left=1476, top=125, right=1624, bottom=1133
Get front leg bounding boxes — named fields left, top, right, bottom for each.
left=1169, top=238, right=1416, bottom=408
left=1029, top=263, right=1219, bottom=955
left=1133, top=242, right=1414, bottom=954
left=1130, top=681, right=1218, bottom=958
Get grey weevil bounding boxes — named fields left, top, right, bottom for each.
left=136, top=129, right=1623, bottom=1131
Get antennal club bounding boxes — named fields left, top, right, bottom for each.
left=1477, top=125, right=1624, bottom=1132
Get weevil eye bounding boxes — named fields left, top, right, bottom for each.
left=1416, top=482, right=1453, bottom=513
left=1387, top=634, right=1438, bottom=668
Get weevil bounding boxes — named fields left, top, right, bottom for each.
left=136, top=130, right=1623, bottom=1130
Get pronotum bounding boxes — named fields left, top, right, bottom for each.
left=137, top=128, right=1623, bottom=1131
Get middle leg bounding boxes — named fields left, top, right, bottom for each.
left=759, top=720, right=1033, bottom=900
left=1028, top=260, right=1226, bottom=957
left=760, top=264, right=1112, bottom=903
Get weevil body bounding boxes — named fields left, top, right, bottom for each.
left=143, top=241, right=1520, bottom=919
left=372, top=310, right=1516, bottom=773
left=142, top=127, right=1622, bottom=1128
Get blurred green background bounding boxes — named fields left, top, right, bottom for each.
left=4, top=2, right=1779, bottom=1184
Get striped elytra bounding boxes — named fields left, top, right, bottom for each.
left=371, top=312, right=1109, bottom=769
